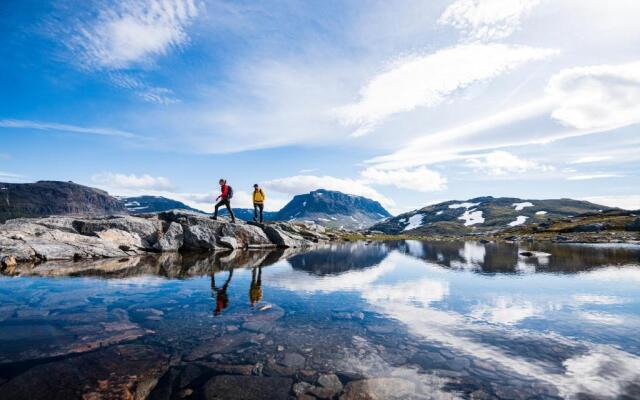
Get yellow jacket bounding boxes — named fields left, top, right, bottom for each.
left=253, top=188, right=266, bottom=204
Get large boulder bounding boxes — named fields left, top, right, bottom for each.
left=182, top=223, right=219, bottom=251
left=262, top=224, right=309, bottom=248
left=218, top=236, right=239, bottom=250
left=71, top=216, right=163, bottom=250
left=0, top=235, right=37, bottom=262
left=221, top=223, right=274, bottom=248
left=154, top=221, right=183, bottom=251
left=96, top=228, right=144, bottom=250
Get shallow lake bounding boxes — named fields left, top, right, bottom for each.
left=1, top=241, right=640, bottom=399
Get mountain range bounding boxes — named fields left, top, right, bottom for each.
left=370, top=196, right=614, bottom=235
left=1, top=182, right=622, bottom=236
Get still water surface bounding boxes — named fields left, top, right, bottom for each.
left=1, top=241, right=639, bottom=399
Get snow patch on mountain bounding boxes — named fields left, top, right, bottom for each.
left=513, top=202, right=534, bottom=211
left=536, top=211, right=547, bottom=215
left=459, top=209, right=484, bottom=226
left=449, top=202, right=480, bottom=209
left=508, top=216, right=529, bottom=227
left=403, top=214, right=425, bottom=231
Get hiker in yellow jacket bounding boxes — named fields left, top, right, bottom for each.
left=252, top=184, right=266, bottom=223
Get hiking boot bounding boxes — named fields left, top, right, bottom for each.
left=210, top=216, right=217, bottom=220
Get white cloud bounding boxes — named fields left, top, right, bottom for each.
left=439, top=0, right=540, bottom=41
left=359, top=166, right=447, bottom=192
left=137, top=87, right=180, bottom=104
left=547, top=61, right=640, bottom=131
left=567, top=174, right=622, bottom=181
left=335, top=44, right=557, bottom=136
left=365, top=99, right=555, bottom=170
left=581, top=195, right=640, bottom=210
left=0, top=119, right=139, bottom=139
left=263, top=175, right=395, bottom=208
left=570, top=155, right=613, bottom=164
left=69, top=0, right=199, bottom=70
left=465, top=150, right=552, bottom=176
left=0, top=171, right=24, bottom=182
left=91, top=172, right=174, bottom=191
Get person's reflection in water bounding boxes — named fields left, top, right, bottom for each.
left=249, top=266, right=263, bottom=307
left=211, top=268, right=234, bottom=316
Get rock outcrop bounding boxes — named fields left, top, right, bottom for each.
left=0, top=210, right=335, bottom=266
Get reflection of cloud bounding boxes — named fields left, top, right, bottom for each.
left=404, top=240, right=425, bottom=258
left=579, top=267, right=640, bottom=283
left=268, top=257, right=395, bottom=293
left=573, top=294, right=623, bottom=305
left=563, top=346, right=640, bottom=397
left=579, top=311, right=624, bottom=325
left=451, top=242, right=485, bottom=270
left=106, top=275, right=168, bottom=286
left=470, top=297, right=541, bottom=325
left=363, top=279, right=449, bottom=307
left=374, top=298, right=640, bottom=399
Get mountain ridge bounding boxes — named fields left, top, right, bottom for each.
left=370, top=196, right=615, bottom=235
left=0, top=181, right=127, bottom=222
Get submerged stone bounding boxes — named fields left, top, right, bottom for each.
left=1, top=344, right=168, bottom=400
left=203, top=375, right=293, bottom=400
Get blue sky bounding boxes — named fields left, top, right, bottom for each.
left=1, top=0, right=639, bottom=214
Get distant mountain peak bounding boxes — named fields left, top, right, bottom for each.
left=275, top=189, right=391, bottom=229
left=118, top=195, right=205, bottom=215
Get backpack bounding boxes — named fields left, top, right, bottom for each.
left=227, top=185, right=234, bottom=199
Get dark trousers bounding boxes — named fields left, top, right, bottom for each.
left=254, top=203, right=264, bottom=223
left=214, top=198, right=235, bottom=221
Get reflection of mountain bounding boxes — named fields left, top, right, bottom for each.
left=395, top=240, right=640, bottom=274
left=287, top=243, right=390, bottom=275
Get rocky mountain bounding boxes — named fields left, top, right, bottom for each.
left=274, top=189, right=391, bottom=229
left=370, top=196, right=614, bottom=235
left=0, top=181, right=126, bottom=222
left=119, top=195, right=205, bottom=214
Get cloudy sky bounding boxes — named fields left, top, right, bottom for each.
left=1, top=0, right=639, bottom=213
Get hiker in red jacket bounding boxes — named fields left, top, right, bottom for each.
left=212, top=178, right=236, bottom=223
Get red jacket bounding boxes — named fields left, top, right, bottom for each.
left=220, top=184, right=229, bottom=199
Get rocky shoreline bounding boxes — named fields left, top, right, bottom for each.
left=0, top=210, right=339, bottom=269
